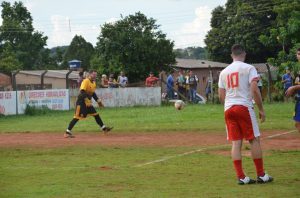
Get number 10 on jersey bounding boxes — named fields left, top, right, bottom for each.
left=227, top=72, right=239, bottom=88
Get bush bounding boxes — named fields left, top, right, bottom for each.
left=24, top=105, right=51, bottom=116
left=271, top=93, right=284, bottom=102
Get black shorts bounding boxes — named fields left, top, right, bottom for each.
left=73, top=98, right=98, bottom=120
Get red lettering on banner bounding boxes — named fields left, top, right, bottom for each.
left=226, top=72, right=239, bottom=89
left=46, top=91, right=51, bottom=97
left=47, top=91, right=66, bottom=98
left=59, top=91, right=66, bottom=97
left=29, top=92, right=45, bottom=99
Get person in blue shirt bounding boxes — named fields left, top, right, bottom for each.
left=167, top=70, right=175, bottom=99
left=282, top=68, right=293, bottom=92
left=286, top=48, right=300, bottom=133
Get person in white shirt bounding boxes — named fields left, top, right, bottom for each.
left=117, top=71, right=128, bottom=88
left=257, top=74, right=263, bottom=96
left=218, top=44, right=273, bottom=185
left=186, top=70, right=199, bottom=103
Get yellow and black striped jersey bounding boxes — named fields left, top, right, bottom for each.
left=80, top=78, right=96, bottom=96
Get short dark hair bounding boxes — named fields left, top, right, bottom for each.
left=89, top=70, right=97, bottom=74
left=297, top=48, right=300, bottom=52
left=231, top=44, right=245, bottom=56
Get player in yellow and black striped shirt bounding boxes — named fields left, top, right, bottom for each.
left=65, top=70, right=112, bottom=138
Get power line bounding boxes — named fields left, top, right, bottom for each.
left=0, top=1, right=289, bottom=31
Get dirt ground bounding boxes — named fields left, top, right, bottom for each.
left=0, top=131, right=299, bottom=152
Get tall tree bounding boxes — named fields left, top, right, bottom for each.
left=259, top=0, right=300, bottom=91
left=0, top=1, right=47, bottom=71
left=93, top=12, right=176, bottom=82
left=174, top=47, right=208, bottom=60
left=63, top=35, right=94, bottom=70
left=0, top=47, right=22, bottom=74
left=205, top=0, right=277, bottom=63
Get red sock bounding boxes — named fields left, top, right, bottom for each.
left=233, top=160, right=245, bottom=179
left=253, top=158, right=264, bottom=177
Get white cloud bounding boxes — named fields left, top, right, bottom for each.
left=23, top=0, right=37, bottom=13
left=171, top=6, right=212, bottom=48
left=49, top=15, right=72, bottom=47
left=48, top=15, right=101, bottom=47
left=48, top=15, right=122, bottom=47
left=106, top=17, right=119, bottom=25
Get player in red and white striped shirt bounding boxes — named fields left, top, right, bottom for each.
left=218, top=44, right=273, bottom=185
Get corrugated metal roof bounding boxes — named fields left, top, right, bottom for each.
left=252, top=63, right=277, bottom=73
left=18, top=70, right=79, bottom=79
left=174, top=58, right=228, bottom=69
left=174, top=58, right=277, bottom=74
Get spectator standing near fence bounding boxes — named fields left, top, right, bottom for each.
left=117, top=71, right=128, bottom=88
left=101, top=74, right=108, bottom=88
left=145, top=72, right=159, bottom=87
left=282, top=68, right=293, bottom=101
left=186, top=70, right=199, bottom=103
left=184, top=70, right=190, bottom=99
left=167, top=70, right=175, bottom=99
left=108, top=74, right=118, bottom=88
left=205, top=77, right=212, bottom=100
left=176, top=70, right=186, bottom=100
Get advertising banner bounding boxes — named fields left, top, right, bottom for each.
left=17, top=89, right=69, bottom=114
left=0, top=91, right=17, bottom=115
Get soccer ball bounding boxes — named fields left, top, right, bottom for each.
left=174, top=100, right=185, bottom=110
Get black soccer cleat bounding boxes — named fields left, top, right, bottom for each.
left=64, top=129, right=75, bottom=138
left=257, top=173, right=273, bottom=184
left=102, top=126, right=113, bottom=133
left=238, top=176, right=256, bottom=185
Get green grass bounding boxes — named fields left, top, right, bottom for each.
left=0, top=102, right=295, bottom=133
left=0, top=146, right=299, bottom=198
left=0, top=103, right=299, bottom=197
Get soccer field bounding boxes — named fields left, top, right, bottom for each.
left=0, top=103, right=299, bottom=197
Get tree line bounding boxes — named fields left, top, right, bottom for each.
left=0, top=0, right=299, bottom=84
left=205, top=0, right=299, bottom=69
left=0, top=1, right=175, bottom=82
left=205, top=0, right=300, bottom=93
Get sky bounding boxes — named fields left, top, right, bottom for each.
left=0, top=0, right=227, bottom=48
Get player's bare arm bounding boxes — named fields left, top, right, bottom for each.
left=92, top=92, right=104, bottom=107
left=218, top=88, right=226, bottom=104
left=250, top=80, right=265, bottom=123
left=286, top=85, right=300, bottom=97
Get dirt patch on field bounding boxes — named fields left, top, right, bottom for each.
left=99, top=166, right=113, bottom=171
left=0, top=131, right=299, bottom=152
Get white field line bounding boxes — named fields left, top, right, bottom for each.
left=261, top=130, right=296, bottom=139
left=133, top=130, right=297, bottom=168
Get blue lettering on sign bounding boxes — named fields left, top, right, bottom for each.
left=52, top=99, right=63, bottom=103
